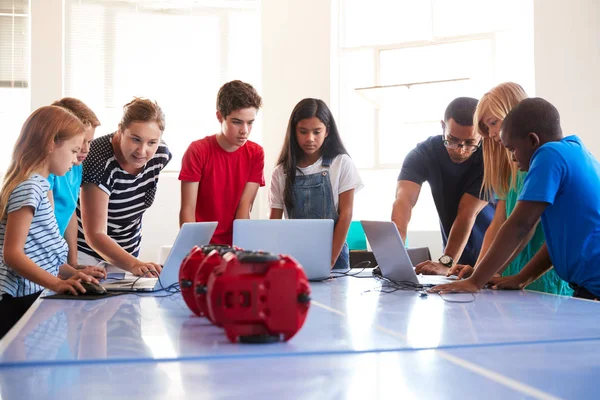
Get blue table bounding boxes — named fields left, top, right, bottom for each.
left=0, top=271, right=597, bottom=399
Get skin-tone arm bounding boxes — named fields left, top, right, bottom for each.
left=391, top=180, right=421, bottom=243
left=47, top=190, right=55, bottom=208
left=331, top=189, right=354, bottom=268
left=235, top=182, right=260, bottom=219
left=3, top=207, right=95, bottom=295
left=57, top=263, right=105, bottom=280
left=80, top=183, right=162, bottom=276
left=416, top=193, right=487, bottom=275
left=449, top=201, right=505, bottom=278
left=430, top=200, right=548, bottom=293
left=269, top=208, right=284, bottom=219
left=65, top=212, right=79, bottom=266
left=443, top=193, right=488, bottom=261
left=475, top=200, right=507, bottom=267
left=179, top=181, right=198, bottom=227
left=490, top=243, right=553, bottom=290
left=449, top=200, right=538, bottom=279
left=48, top=190, right=105, bottom=279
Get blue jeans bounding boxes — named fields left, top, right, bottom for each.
left=288, top=157, right=349, bottom=270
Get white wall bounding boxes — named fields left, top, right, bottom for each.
left=534, top=0, right=600, bottom=156
left=30, top=0, right=62, bottom=110
left=256, top=0, right=335, bottom=219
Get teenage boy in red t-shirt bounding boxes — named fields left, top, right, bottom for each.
left=179, top=80, right=265, bottom=245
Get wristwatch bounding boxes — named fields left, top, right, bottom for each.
left=438, top=254, right=454, bottom=268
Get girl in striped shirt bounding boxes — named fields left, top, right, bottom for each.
left=0, top=106, right=103, bottom=339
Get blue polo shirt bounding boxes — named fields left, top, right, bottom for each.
left=47, top=164, right=83, bottom=236
left=519, top=135, right=600, bottom=297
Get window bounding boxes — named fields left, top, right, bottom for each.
left=63, top=0, right=261, bottom=171
left=338, top=0, right=534, bottom=231
left=0, top=0, right=29, bottom=172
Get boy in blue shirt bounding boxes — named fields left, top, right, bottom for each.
left=431, top=97, right=600, bottom=299
left=48, top=98, right=104, bottom=275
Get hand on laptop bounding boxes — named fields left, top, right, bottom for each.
left=415, top=261, right=449, bottom=276
left=130, top=261, right=162, bottom=277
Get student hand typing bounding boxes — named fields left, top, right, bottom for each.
left=447, top=264, right=473, bottom=279
left=415, top=261, right=449, bottom=276
left=130, top=261, right=162, bottom=277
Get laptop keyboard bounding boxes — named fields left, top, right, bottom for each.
left=103, top=277, right=157, bottom=290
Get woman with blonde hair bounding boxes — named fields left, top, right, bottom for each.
left=448, top=82, right=572, bottom=295
left=77, top=98, right=172, bottom=277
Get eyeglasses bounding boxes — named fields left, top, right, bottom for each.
left=442, top=138, right=482, bottom=152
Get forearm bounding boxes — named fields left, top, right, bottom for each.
left=514, top=243, right=553, bottom=285
left=331, top=213, right=352, bottom=266
left=65, top=214, right=79, bottom=266
left=58, top=263, right=78, bottom=279
left=444, top=214, right=477, bottom=262
left=470, top=218, right=533, bottom=287
left=235, top=201, right=251, bottom=219
left=495, top=225, right=537, bottom=275
left=179, top=207, right=195, bottom=227
left=269, top=208, right=284, bottom=219
left=475, top=217, right=502, bottom=267
left=87, top=233, right=139, bottom=272
left=391, top=200, right=411, bottom=243
left=7, top=253, right=60, bottom=289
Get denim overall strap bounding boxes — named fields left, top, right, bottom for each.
left=288, top=157, right=349, bottom=269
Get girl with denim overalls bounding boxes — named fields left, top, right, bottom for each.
left=269, top=98, right=363, bottom=269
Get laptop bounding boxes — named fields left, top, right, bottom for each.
left=232, top=219, right=334, bottom=281
left=360, top=220, right=456, bottom=287
left=101, top=222, right=218, bottom=292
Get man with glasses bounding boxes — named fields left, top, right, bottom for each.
left=391, top=97, right=495, bottom=275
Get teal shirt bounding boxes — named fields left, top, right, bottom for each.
left=502, top=171, right=573, bottom=296
left=47, top=164, right=83, bottom=236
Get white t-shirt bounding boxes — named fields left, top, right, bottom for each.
left=269, top=154, right=364, bottom=218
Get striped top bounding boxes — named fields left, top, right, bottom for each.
left=77, top=133, right=172, bottom=260
left=0, top=174, right=68, bottom=297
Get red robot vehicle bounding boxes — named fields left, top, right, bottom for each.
left=206, top=251, right=311, bottom=343
left=179, top=244, right=234, bottom=316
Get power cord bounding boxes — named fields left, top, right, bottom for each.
left=123, top=271, right=181, bottom=297
left=310, top=261, right=373, bottom=282
left=436, top=292, right=476, bottom=303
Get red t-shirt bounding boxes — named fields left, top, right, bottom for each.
left=179, top=134, right=265, bottom=245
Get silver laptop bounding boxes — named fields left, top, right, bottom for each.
left=232, top=219, right=334, bottom=281
left=101, top=222, right=218, bottom=292
left=361, top=220, right=456, bottom=287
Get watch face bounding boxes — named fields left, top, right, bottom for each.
left=440, top=255, right=451, bottom=265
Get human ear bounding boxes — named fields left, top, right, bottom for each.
left=528, top=132, right=540, bottom=148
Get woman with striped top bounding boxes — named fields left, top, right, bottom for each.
left=0, top=106, right=102, bottom=339
left=77, top=98, right=172, bottom=277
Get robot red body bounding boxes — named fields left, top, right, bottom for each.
left=206, top=251, right=311, bottom=343
left=179, top=244, right=234, bottom=317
